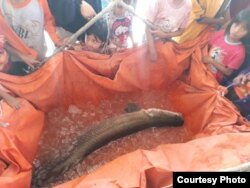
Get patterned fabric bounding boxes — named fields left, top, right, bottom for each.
left=145, top=0, right=192, bottom=32
left=208, top=30, right=245, bottom=82
left=107, top=10, right=133, bottom=48
left=0, top=0, right=47, bottom=59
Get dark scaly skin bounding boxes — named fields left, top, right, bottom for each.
left=32, top=108, right=184, bottom=186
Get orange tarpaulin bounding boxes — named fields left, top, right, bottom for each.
left=0, top=98, right=44, bottom=188
left=55, top=133, right=250, bottom=188
left=54, top=32, right=250, bottom=187
left=0, top=22, right=250, bottom=187
left=0, top=30, right=209, bottom=110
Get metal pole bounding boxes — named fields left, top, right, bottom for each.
left=37, top=1, right=116, bottom=68
left=36, top=0, right=156, bottom=70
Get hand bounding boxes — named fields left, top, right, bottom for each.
left=202, top=56, right=213, bottom=64
left=55, top=37, right=71, bottom=48
left=80, top=1, right=96, bottom=20
left=71, top=43, right=82, bottom=51
left=196, top=17, right=204, bottom=23
left=150, top=28, right=171, bottom=39
left=4, top=95, right=21, bottom=110
left=233, top=74, right=247, bottom=86
left=217, top=85, right=228, bottom=96
left=18, top=54, right=40, bottom=68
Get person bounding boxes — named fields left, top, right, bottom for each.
left=47, top=0, right=98, bottom=39
left=0, top=87, right=21, bottom=110
left=194, top=0, right=231, bottom=28
left=0, top=35, right=20, bottom=109
left=107, top=0, right=135, bottom=52
left=225, top=66, right=250, bottom=120
left=145, top=0, right=192, bottom=61
left=202, top=8, right=250, bottom=83
left=0, top=35, right=9, bottom=73
left=0, top=34, right=29, bottom=75
left=71, top=18, right=110, bottom=54
left=220, top=1, right=250, bottom=82
left=0, top=0, right=61, bottom=66
left=229, top=0, right=250, bottom=19
left=220, top=0, right=250, bottom=32
left=173, top=0, right=230, bottom=44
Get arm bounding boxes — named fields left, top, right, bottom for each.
left=197, top=8, right=230, bottom=26
left=5, top=43, right=40, bottom=68
left=233, top=66, right=250, bottom=85
left=197, top=17, right=226, bottom=25
left=233, top=73, right=248, bottom=86
left=1, top=36, right=38, bottom=68
left=145, top=0, right=160, bottom=61
left=39, top=0, right=61, bottom=44
left=202, top=56, right=233, bottom=76
left=223, top=7, right=231, bottom=27
left=0, top=89, right=20, bottom=109
left=146, top=27, right=157, bottom=61
left=150, top=28, right=185, bottom=39
left=80, top=1, right=96, bottom=20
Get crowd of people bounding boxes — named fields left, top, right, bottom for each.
left=0, top=0, right=250, bottom=120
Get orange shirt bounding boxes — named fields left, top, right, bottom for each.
left=0, top=0, right=60, bottom=59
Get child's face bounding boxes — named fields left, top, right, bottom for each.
left=229, top=22, right=248, bottom=41
left=113, top=5, right=126, bottom=17
left=113, top=0, right=131, bottom=17
left=85, top=34, right=103, bottom=51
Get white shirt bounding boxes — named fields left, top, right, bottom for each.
left=0, top=0, right=47, bottom=59
left=146, top=0, right=192, bottom=32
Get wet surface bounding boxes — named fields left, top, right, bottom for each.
left=32, top=90, right=190, bottom=187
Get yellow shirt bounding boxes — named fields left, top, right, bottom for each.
left=173, top=0, right=224, bottom=43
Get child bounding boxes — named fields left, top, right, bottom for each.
left=194, top=0, right=231, bottom=28
left=226, top=66, right=250, bottom=120
left=107, top=0, right=135, bottom=51
left=71, top=18, right=110, bottom=54
left=47, top=0, right=97, bottom=39
left=0, top=35, right=9, bottom=72
left=229, top=0, right=250, bottom=19
left=0, top=35, right=20, bottom=110
left=173, top=0, right=229, bottom=44
left=145, top=0, right=192, bottom=61
left=0, top=0, right=61, bottom=63
left=202, top=8, right=250, bottom=83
